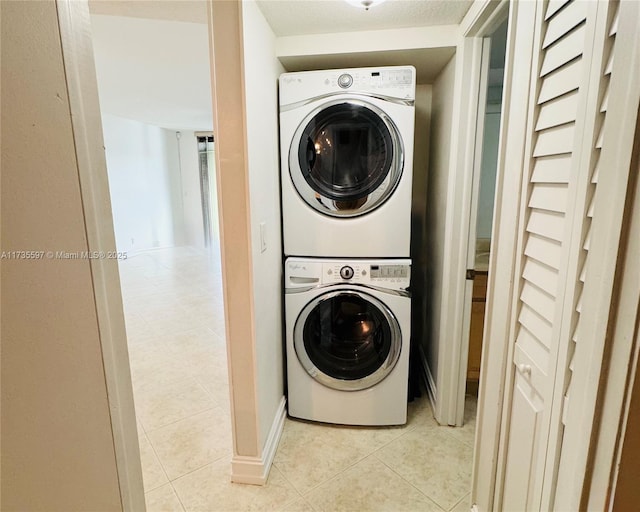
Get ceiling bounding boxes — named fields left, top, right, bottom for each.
left=256, top=0, right=473, bottom=37
left=89, top=13, right=213, bottom=131
left=89, top=0, right=474, bottom=130
left=89, top=1, right=207, bottom=24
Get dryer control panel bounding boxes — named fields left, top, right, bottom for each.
left=285, top=257, right=411, bottom=291
left=279, top=66, right=416, bottom=105
left=334, top=68, right=413, bottom=90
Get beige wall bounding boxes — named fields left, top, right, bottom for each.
left=208, top=0, right=286, bottom=482
left=208, top=0, right=260, bottom=460
left=1, top=1, right=123, bottom=510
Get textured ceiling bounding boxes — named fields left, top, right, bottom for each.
left=256, top=0, right=473, bottom=36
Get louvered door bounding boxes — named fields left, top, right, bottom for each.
left=495, top=1, right=614, bottom=510
left=558, top=0, right=618, bottom=426
left=552, top=1, right=622, bottom=508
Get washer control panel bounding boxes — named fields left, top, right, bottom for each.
left=369, top=264, right=409, bottom=279
left=323, top=261, right=411, bottom=288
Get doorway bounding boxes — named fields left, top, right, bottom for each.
left=197, top=134, right=220, bottom=251
left=88, top=6, right=232, bottom=508
left=464, top=20, right=508, bottom=398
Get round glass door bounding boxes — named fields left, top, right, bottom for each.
left=289, top=100, right=404, bottom=217
left=294, top=290, right=402, bottom=391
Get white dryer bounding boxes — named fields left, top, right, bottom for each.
left=285, top=257, right=411, bottom=426
left=279, top=66, right=416, bottom=258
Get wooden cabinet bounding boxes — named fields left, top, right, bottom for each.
left=467, top=272, right=488, bottom=385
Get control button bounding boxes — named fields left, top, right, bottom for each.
left=338, top=73, right=353, bottom=88
left=327, top=269, right=333, bottom=275
left=340, top=266, right=354, bottom=280
left=361, top=269, right=367, bottom=276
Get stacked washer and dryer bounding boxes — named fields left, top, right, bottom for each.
left=279, top=66, right=416, bottom=426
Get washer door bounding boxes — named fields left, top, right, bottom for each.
left=289, top=100, right=404, bottom=217
left=294, top=290, right=402, bottom=391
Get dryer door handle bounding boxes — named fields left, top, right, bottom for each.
left=304, top=136, right=316, bottom=174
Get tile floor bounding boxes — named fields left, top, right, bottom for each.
left=120, top=247, right=477, bottom=512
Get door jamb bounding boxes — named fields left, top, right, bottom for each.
left=454, top=35, right=491, bottom=426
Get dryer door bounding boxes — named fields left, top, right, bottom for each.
left=294, top=289, right=402, bottom=391
left=289, top=100, right=404, bottom=217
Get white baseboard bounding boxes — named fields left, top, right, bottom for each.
left=231, top=396, right=286, bottom=485
left=418, top=345, right=438, bottom=416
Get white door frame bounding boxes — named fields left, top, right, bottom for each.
left=56, top=1, right=145, bottom=509
left=455, top=35, right=491, bottom=426
left=433, top=0, right=510, bottom=428
left=467, top=0, right=538, bottom=509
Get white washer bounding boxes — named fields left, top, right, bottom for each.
left=285, top=257, right=411, bottom=426
left=279, top=66, right=416, bottom=258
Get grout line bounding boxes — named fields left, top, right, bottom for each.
left=286, top=401, right=431, bottom=498
left=140, top=430, right=173, bottom=494
left=142, top=405, right=220, bottom=436
left=168, top=460, right=217, bottom=485
left=167, top=480, right=188, bottom=512
left=268, top=464, right=307, bottom=509
left=438, top=423, right=477, bottom=450
left=449, top=492, right=471, bottom=512
left=295, top=449, right=389, bottom=498
left=373, top=454, right=448, bottom=512
left=166, top=452, right=232, bottom=485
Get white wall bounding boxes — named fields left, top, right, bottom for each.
left=102, top=114, right=185, bottom=253
left=423, top=54, right=457, bottom=392
left=178, top=131, right=206, bottom=248
left=241, top=0, right=286, bottom=450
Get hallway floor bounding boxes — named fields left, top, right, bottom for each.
left=120, top=247, right=476, bottom=512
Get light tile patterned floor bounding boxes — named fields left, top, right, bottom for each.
left=120, top=247, right=476, bottom=512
